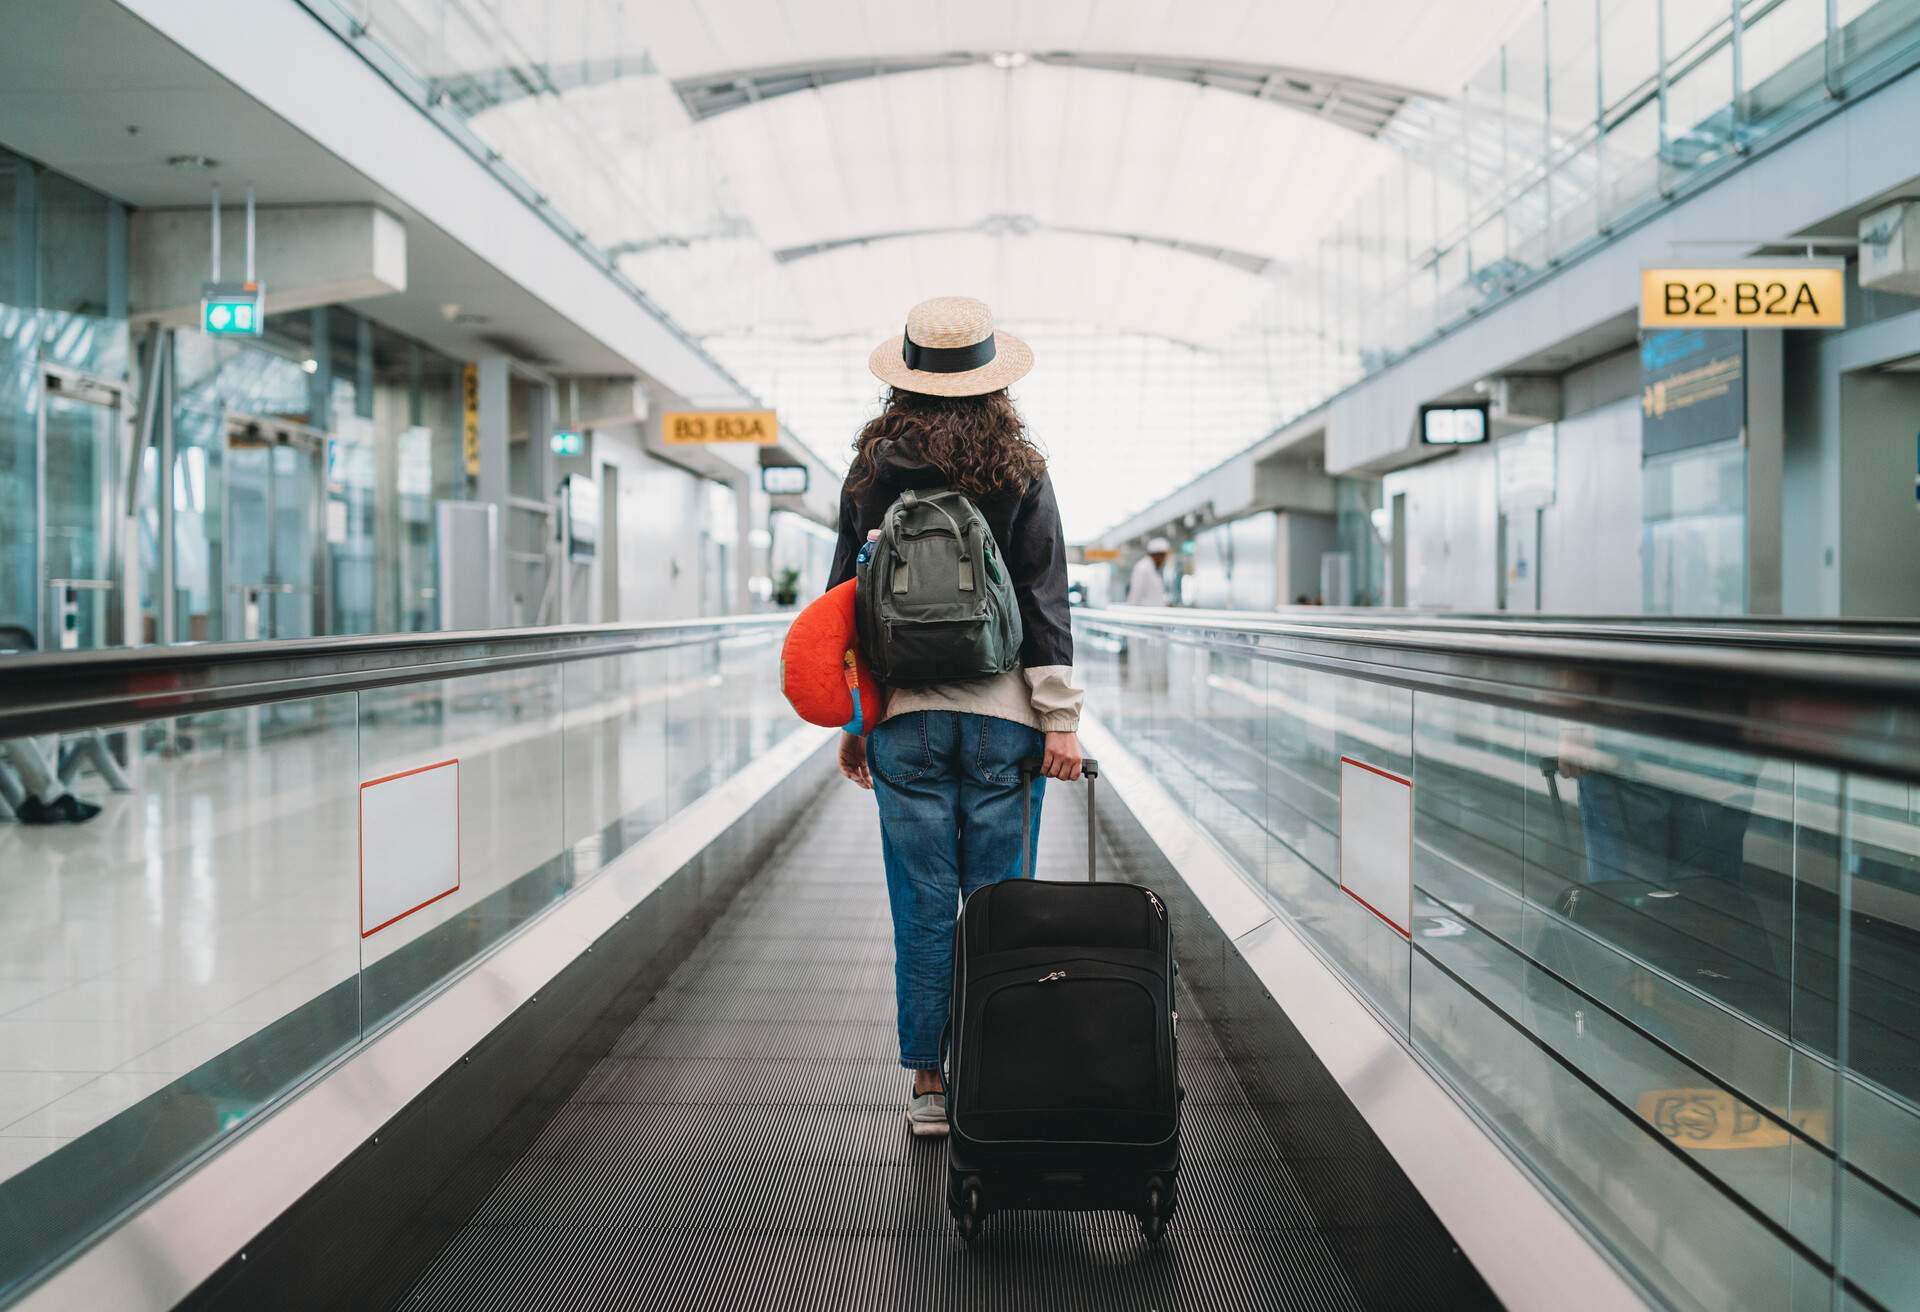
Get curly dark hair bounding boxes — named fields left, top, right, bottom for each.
left=848, top=388, right=1046, bottom=499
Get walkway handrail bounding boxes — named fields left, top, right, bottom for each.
left=0, top=614, right=793, bottom=738
left=1162, top=605, right=1920, bottom=644
left=1076, top=607, right=1920, bottom=785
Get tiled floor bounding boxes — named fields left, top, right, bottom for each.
left=0, top=654, right=792, bottom=1182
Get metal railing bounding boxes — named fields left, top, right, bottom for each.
left=1077, top=607, right=1920, bottom=785
left=0, top=614, right=792, bottom=738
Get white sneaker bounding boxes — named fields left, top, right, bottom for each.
left=907, top=1090, right=949, bottom=1137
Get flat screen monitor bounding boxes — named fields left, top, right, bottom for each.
left=761, top=464, right=809, bottom=495
left=1420, top=404, right=1490, bottom=446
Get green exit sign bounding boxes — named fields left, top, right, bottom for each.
left=201, top=282, right=265, bottom=336
left=550, top=430, right=584, bottom=456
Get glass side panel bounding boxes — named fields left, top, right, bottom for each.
left=0, top=696, right=360, bottom=1302
left=1254, top=647, right=1414, bottom=1031
left=564, top=648, right=673, bottom=864
left=1073, top=614, right=1920, bottom=1308
left=1412, top=950, right=1833, bottom=1312
left=1836, top=771, right=1920, bottom=1312
left=0, top=622, right=806, bottom=1299
left=356, top=666, right=566, bottom=1031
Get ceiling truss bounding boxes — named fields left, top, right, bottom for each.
left=431, top=49, right=1427, bottom=140
left=675, top=51, right=1423, bottom=137
left=771, top=217, right=1277, bottom=275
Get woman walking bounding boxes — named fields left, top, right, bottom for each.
left=829, top=296, right=1084, bottom=1138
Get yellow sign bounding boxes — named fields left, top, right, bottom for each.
left=461, top=364, right=480, bottom=478
left=1636, top=1087, right=1828, bottom=1151
left=662, top=409, right=778, bottom=446
left=1640, top=264, right=1846, bottom=329
left=1083, top=548, right=1123, bottom=563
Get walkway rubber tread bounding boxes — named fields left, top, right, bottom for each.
left=403, top=780, right=1363, bottom=1311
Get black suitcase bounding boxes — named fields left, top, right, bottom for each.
left=942, top=757, right=1182, bottom=1244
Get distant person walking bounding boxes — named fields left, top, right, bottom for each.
left=1127, top=537, right=1172, bottom=607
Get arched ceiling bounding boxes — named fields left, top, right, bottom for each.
left=439, top=0, right=1533, bottom=534
left=685, top=61, right=1396, bottom=268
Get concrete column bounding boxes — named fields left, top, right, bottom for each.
left=736, top=476, right=757, bottom=613
left=476, top=355, right=511, bottom=626
left=308, top=307, right=333, bottom=636
left=1745, top=330, right=1785, bottom=615
left=371, top=341, right=409, bottom=634
left=528, top=381, right=555, bottom=503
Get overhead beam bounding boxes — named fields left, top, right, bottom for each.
left=676, top=52, right=980, bottom=118
left=1043, top=52, right=1419, bottom=137
left=769, top=218, right=1278, bottom=275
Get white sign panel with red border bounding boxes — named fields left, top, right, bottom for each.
left=1339, top=756, right=1412, bottom=938
left=360, top=758, right=461, bottom=937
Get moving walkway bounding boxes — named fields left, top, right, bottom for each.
left=0, top=610, right=1914, bottom=1311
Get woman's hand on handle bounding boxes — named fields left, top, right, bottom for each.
left=839, top=732, right=872, bottom=790
left=1041, top=731, right=1083, bottom=782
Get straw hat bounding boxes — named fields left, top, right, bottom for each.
left=868, top=296, right=1034, bottom=397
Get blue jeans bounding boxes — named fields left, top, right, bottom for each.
left=867, top=711, right=1045, bottom=1071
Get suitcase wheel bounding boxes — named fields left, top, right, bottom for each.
left=1139, top=1179, right=1172, bottom=1246
left=952, top=1176, right=985, bottom=1244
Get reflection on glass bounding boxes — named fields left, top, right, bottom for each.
left=564, top=648, right=672, bottom=861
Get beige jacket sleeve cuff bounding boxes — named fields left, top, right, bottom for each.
left=1024, top=664, right=1085, bottom=732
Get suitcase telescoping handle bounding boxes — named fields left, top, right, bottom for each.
left=1018, top=756, right=1099, bottom=882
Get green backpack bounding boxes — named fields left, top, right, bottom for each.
left=856, top=487, right=1023, bottom=687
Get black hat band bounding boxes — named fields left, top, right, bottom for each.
left=901, top=330, right=997, bottom=373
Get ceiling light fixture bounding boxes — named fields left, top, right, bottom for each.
left=989, top=51, right=1030, bottom=69
left=301, top=358, right=319, bottom=374
left=167, top=154, right=218, bottom=171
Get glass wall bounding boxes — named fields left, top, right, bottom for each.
left=0, top=149, right=129, bottom=651
left=170, top=327, right=315, bottom=643
left=164, top=308, right=467, bottom=642
left=0, top=142, right=475, bottom=648
left=700, top=479, right=739, bottom=617
left=1248, top=0, right=1920, bottom=401
left=1080, top=613, right=1920, bottom=1311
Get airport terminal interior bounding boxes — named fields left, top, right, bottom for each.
left=2, top=1, right=1920, bottom=1308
